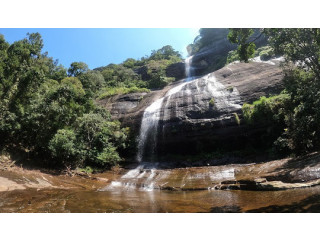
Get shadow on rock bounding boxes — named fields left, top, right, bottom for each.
left=271, top=152, right=320, bottom=183
left=209, top=205, right=242, bottom=213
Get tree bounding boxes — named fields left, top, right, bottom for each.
left=0, top=32, right=129, bottom=169
left=122, top=58, right=137, bottom=69
left=227, top=28, right=256, bottom=62
left=71, top=112, right=128, bottom=167
left=0, top=33, right=49, bottom=144
left=21, top=77, right=87, bottom=153
left=48, top=129, right=78, bottom=165
left=68, top=61, right=89, bottom=77
left=265, top=28, right=320, bottom=78
left=149, top=45, right=181, bottom=60
left=78, top=70, right=105, bottom=96
left=263, top=29, right=320, bottom=153
left=101, top=64, right=142, bottom=87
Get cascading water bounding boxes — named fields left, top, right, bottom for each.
left=104, top=55, right=242, bottom=192
left=136, top=56, right=196, bottom=162
left=136, top=98, right=164, bottom=162
left=185, top=55, right=194, bottom=79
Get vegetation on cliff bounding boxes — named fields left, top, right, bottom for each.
left=96, top=45, right=183, bottom=99
left=186, top=28, right=268, bottom=74
left=232, top=29, right=320, bottom=155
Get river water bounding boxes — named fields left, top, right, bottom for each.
left=1, top=184, right=320, bottom=213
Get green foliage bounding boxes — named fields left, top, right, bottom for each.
left=98, top=86, right=150, bottom=99
left=78, top=70, right=105, bottom=96
left=242, top=93, right=291, bottom=153
left=68, top=62, right=89, bottom=77
left=77, top=166, right=94, bottom=174
left=228, top=28, right=256, bottom=62
left=48, top=129, right=78, bottom=164
left=96, top=45, right=182, bottom=91
left=255, top=46, right=274, bottom=60
left=122, top=58, right=137, bottom=69
left=276, top=68, right=320, bottom=153
left=101, top=64, right=142, bottom=87
left=226, top=50, right=239, bottom=64
left=258, top=29, right=320, bottom=154
left=0, top=33, right=50, bottom=144
left=20, top=77, right=88, bottom=153
left=229, top=28, right=320, bottom=155
left=242, top=94, right=290, bottom=125
left=145, top=59, right=176, bottom=89
left=209, top=98, right=215, bottom=107
left=47, top=111, right=128, bottom=167
left=0, top=33, right=128, bottom=169
left=149, top=45, right=181, bottom=61
left=233, top=113, right=240, bottom=125
left=72, top=113, right=128, bottom=166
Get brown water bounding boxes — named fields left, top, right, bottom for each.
left=2, top=155, right=320, bottom=213
left=1, top=185, right=320, bottom=213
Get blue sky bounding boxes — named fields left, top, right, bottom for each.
left=0, top=28, right=199, bottom=69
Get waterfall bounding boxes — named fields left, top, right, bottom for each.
left=136, top=98, right=164, bottom=162
left=136, top=56, right=196, bottom=162
left=136, top=55, right=242, bottom=162
left=103, top=55, right=243, bottom=192
left=185, top=56, right=194, bottom=79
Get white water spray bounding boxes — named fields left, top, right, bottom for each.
left=136, top=56, right=196, bottom=162
left=185, top=56, right=194, bottom=79
left=136, top=98, right=164, bottom=162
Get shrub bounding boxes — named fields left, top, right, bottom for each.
left=73, top=113, right=128, bottom=167
left=242, top=93, right=290, bottom=125
left=48, top=129, right=78, bottom=166
left=242, top=93, right=290, bottom=152
left=226, top=50, right=239, bottom=64
left=256, top=46, right=275, bottom=60
left=209, top=98, right=215, bottom=107
left=98, top=86, right=150, bottom=99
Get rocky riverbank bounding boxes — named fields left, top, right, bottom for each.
left=1, top=152, right=320, bottom=212
left=1, top=152, right=320, bottom=193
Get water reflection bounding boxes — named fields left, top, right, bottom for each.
left=1, top=185, right=320, bottom=213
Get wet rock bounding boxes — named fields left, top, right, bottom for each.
left=0, top=176, right=26, bottom=191
left=99, top=61, right=284, bottom=157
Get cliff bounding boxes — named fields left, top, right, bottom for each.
left=98, top=59, right=284, bottom=159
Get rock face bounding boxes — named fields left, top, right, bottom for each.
left=98, top=60, right=284, bottom=159
left=165, top=62, right=186, bottom=80
left=191, top=29, right=268, bottom=76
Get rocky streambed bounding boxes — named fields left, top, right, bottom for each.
left=1, top=153, right=320, bottom=212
